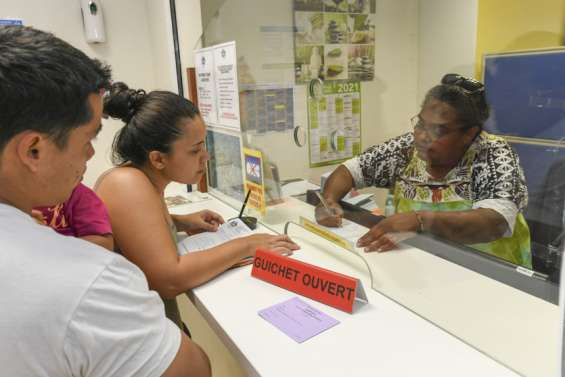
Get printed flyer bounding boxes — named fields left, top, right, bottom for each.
left=243, top=147, right=267, bottom=214
left=308, top=79, right=361, bottom=167
left=293, top=0, right=376, bottom=84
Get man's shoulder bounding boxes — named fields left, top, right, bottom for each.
left=0, top=209, right=137, bottom=292
left=0, top=209, right=145, bottom=342
left=41, top=234, right=139, bottom=289
left=0, top=213, right=173, bottom=377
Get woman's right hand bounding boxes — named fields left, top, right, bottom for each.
left=241, top=233, right=300, bottom=257
left=315, top=198, right=344, bottom=227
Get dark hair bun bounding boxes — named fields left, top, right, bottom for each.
left=473, top=93, right=490, bottom=124
left=104, top=82, right=146, bottom=123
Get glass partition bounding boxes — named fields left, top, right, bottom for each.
left=195, top=1, right=561, bottom=375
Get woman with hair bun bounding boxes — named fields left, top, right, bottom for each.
left=316, top=74, right=531, bottom=268
left=96, top=82, right=299, bottom=329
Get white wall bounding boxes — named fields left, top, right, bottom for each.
left=146, top=0, right=177, bottom=92
left=417, top=0, right=478, bottom=102
left=366, top=0, right=420, bottom=144
left=0, top=0, right=178, bottom=187
left=175, top=0, right=204, bottom=96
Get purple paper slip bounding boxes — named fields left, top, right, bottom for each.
left=258, top=297, right=340, bottom=343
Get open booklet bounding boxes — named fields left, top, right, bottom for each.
left=177, top=217, right=255, bottom=268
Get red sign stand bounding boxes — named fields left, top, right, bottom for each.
left=251, top=248, right=368, bottom=313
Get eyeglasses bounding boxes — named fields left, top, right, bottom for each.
left=441, top=73, right=484, bottom=94
left=410, top=116, right=462, bottom=140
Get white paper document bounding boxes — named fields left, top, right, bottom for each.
left=300, top=216, right=368, bottom=251
left=317, top=219, right=414, bottom=247
left=320, top=218, right=368, bottom=244
left=177, top=218, right=252, bottom=255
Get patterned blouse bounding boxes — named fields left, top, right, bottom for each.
left=343, top=131, right=528, bottom=229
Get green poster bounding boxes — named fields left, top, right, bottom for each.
left=293, top=0, right=376, bottom=84
left=307, top=79, right=362, bottom=167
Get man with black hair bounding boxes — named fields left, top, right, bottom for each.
left=0, top=25, right=210, bottom=377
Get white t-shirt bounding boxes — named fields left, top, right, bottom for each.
left=0, top=203, right=181, bottom=377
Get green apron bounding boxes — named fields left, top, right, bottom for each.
left=393, top=152, right=532, bottom=268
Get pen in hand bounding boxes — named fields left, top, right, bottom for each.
left=315, top=191, right=342, bottom=227
left=315, top=191, right=331, bottom=211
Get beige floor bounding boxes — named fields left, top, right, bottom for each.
left=177, top=294, right=248, bottom=377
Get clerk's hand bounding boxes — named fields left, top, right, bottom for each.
left=174, top=210, right=224, bottom=234
left=314, top=198, right=344, bottom=227
left=357, top=212, right=419, bottom=252
left=241, top=234, right=300, bottom=257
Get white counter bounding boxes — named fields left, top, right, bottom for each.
left=167, top=190, right=552, bottom=376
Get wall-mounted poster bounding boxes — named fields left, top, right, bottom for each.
left=308, top=79, right=361, bottom=167
left=243, top=148, right=267, bottom=214
left=194, top=41, right=241, bottom=130
left=206, top=129, right=244, bottom=201
left=214, top=41, right=241, bottom=129
left=194, top=48, right=218, bottom=125
left=240, top=85, right=294, bottom=134
left=293, top=0, right=376, bottom=84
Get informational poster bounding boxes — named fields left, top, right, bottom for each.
left=194, top=41, right=241, bottom=130
left=308, top=80, right=361, bottom=167
left=194, top=48, right=218, bottom=125
left=240, top=85, right=294, bottom=134
left=206, top=129, right=244, bottom=201
left=214, top=41, right=241, bottom=129
left=293, top=0, right=376, bottom=84
left=243, top=148, right=266, bottom=214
